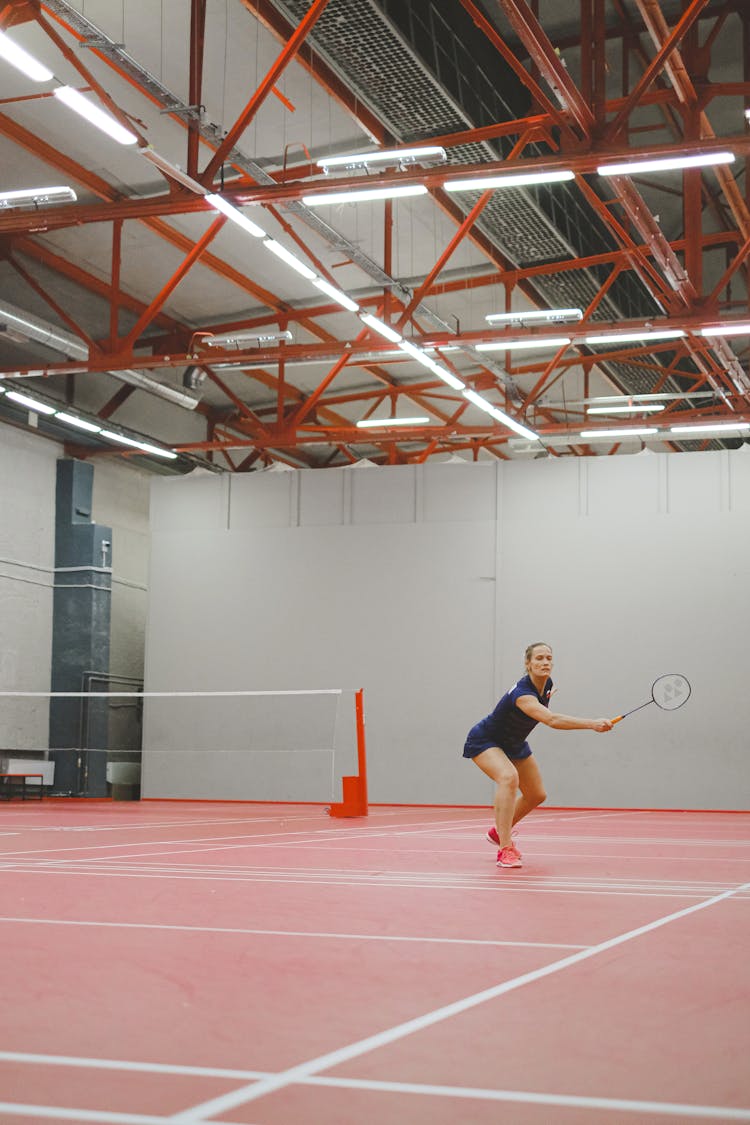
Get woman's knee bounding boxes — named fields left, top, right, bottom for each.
left=527, top=786, right=547, bottom=808
left=495, top=765, right=519, bottom=793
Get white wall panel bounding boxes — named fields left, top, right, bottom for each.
left=230, top=471, right=296, bottom=528
left=350, top=464, right=417, bottom=523
left=146, top=449, right=750, bottom=808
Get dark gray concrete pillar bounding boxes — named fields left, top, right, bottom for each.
left=49, top=459, right=112, bottom=796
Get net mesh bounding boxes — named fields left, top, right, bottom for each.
left=0, top=688, right=359, bottom=802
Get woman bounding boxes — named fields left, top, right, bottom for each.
left=463, top=642, right=612, bottom=868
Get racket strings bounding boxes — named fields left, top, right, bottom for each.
left=651, top=674, right=691, bottom=711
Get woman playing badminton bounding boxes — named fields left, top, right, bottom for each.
left=463, top=642, right=612, bottom=868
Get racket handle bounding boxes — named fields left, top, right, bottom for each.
left=611, top=715, right=624, bottom=724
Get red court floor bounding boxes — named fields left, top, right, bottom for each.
left=0, top=800, right=748, bottom=1124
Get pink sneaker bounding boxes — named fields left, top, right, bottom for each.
left=497, top=844, right=522, bottom=868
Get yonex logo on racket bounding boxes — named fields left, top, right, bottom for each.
left=612, top=674, right=691, bottom=725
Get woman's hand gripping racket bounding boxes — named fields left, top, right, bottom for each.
left=612, top=674, right=691, bottom=725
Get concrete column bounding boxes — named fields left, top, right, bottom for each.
left=49, top=459, right=112, bottom=796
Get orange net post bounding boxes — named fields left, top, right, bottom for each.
left=328, top=688, right=368, bottom=817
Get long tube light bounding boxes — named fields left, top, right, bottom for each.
left=589, top=409, right=665, bottom=418
left=486, top=308, right=582, bottom=326
left=5, top=390, right=57, bottom=414
left=584, top=329, right=685, bottom=344
left=318, top=146, right=446, bottom=172
left=99, top=430, right=178, bottom=458
left=462, top=389, right=538, bottom=440
left=356, top=416, right=430, bottom=428
left=54, top=412, right=102, bottom=433
left=476, top=336, right=571, bottom=352
left=205, top=193, right=266, bottom=237
left=0, top=29, right=53, bottom=82
left=669, top=422, right=750, bottom=435
left=3, top=389, right=176, bottom=457
left=141, top=147, right=208, bottom=195
left=398, top=339, right=465, bottom=390
left=312, top=278, right=360, bottom=312
left=699, top=322, right=750, bottom=337
left=586, top=404, right=665, bottom=415
left=445, top=169, right=575, bottom=192
left=0, top=186, right=77, bottom=208
left=302, top=184, right=428, bottom=206
left=598, top=152, right=735, bottom=176
left=360, top=314, right=402, bottom=343
left=579, top=427, right=659, bottom=439
left=53, top=86, right=138, bottom=145
left=263, top=239, right=317, bottom=279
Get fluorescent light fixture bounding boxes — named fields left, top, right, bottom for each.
left=476, top=336, right=571, bottom=352
left=53, top=86, right=138, bottom=145
left=586, top=404, right=665, bottom=415
left=54, top=411, right=102, bottom=433
left=356, top=415, right=430, bottom=428
left=699, top=322, right=750, bottom=337
left=99, top=429, right=178, bottom=459
left=141, top=148, right=208, bottom=195
left=584, top=329, right=685, bottom=344
left=579, top=427, right=659, bottom=439
left=485, top=308, right=582, bottom=326
left=318, top=146, right=446, bottom=172
left=205, top=193, right=266, bottom=237
left=0, top=29, right=53, bottom=82
left=398, top=339, right=465, bottom=390
left=598, top=152, right=735, bottom=176
left=669, top=422, right=750, bottom=435
left=263, top=239, right=318, bottom=280
left=5, top=390, right=57, bottom=414
left=0, top=185, right=77, bottom=208
left=445, top=169, right=575, bottom=192
left=205, top=329, right=293, bottom=347
left=360, top=314, right=402, bottom=343
left=312, top=278, right=360, bottom=312
left=302, top=184, right=429, bottom=206
left=462, top=389, right=538, bottom=440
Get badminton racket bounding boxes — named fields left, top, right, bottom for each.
left=612, top=673, right=691, bottom=724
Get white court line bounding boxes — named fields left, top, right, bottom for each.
left=6, top=856, right=741, bottom=893
left=0, top=814, right=487, bottom=860
left=0, top=1106, right=168, bottom=1124
left=0, top=864, right=742, bottom=899
left=307, top=1075, right=750, bottom=1120
left=168, top=879, right=750, bottom=1122
left=1, top=1059, right=749, bottom=1123
left=0, top=916, right=588, bottom=950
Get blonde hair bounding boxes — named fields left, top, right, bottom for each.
left=525, top=642, right=552, bottom=664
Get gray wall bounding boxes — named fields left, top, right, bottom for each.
left=0, top=427, right=57, bottom=749
left=144, top=451, right=750, bottom=809
left=0, top=430, right=151, bottom=752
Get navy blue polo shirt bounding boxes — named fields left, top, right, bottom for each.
left=463, top=674, right=553, bottom=760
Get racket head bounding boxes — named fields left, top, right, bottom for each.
left=650, top=673, right=691, bottom=712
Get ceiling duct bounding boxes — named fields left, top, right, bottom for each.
left=0, top=300, right=201, bottom=410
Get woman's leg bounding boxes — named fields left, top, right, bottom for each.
left=512, top=754, right=547, bottom=826
left=472, top=746, right=519, bottom=848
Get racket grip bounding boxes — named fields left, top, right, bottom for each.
left=611, top=715, right=624, bottom=724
